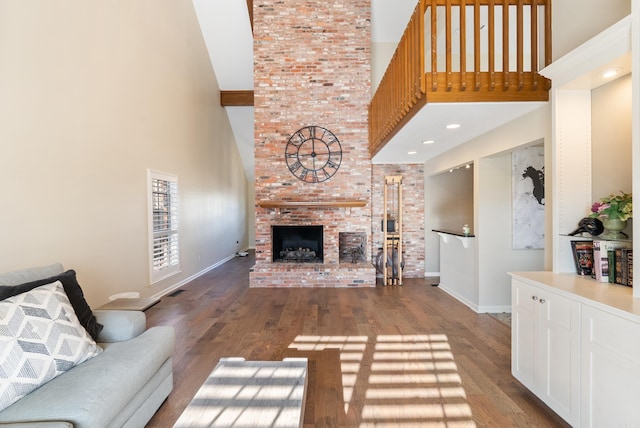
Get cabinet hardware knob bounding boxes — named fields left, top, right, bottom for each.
left=532, top=296, right=538, bottom=301
left=539, top=299, right=546, bottom=304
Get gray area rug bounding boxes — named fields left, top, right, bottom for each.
left=488, top=312, right=511, bottom=327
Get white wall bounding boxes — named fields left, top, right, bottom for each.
left=0, top=0, right=249, bottom=306
left=424, top=165, right=474, bottom=274
left=477, top=153, right=544, bottom=311
left=371, top=42, right=397, bottom=91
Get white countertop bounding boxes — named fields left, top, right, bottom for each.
left=510, top=271, right=640, bottom=322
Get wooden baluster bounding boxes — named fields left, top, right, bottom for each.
left=400, top=43, right=404, bottom=114
left=415, top=0, right=427, bottom=99
left=544, top=0, right=552, bottom=68
left=406, top=28, right=412, bottom=109
left=403, top=35, right=409, bottom=112
left=474, top=0, right=481, bottom=90
left=531, top=0, right=538, bottom=89
left=489, top=0, right=495, bottom=90
left=407, top=13, right=418, bottom=105
left=503, top=0, right=509, bottom=90
left=417, top=0, right=427, bottom=94
left=407, top=17, right=412, bottom=102
left=431, top=0, right=438, bottom=91
left=413, top=10, right=418, bottom=99
left=403, top=34, right=407, bottom=111
left=517, top=0, right=524, bottom=90
left=394, top=57, right=399, bottom=121
left=460, top=2, right=466, bottom=90
left=446, top=0, right=452, bottom=90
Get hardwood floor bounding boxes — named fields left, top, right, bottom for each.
left=146, top=252, right=569, bottom=427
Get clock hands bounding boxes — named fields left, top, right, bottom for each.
left=285, top=126, right=342, bottom=182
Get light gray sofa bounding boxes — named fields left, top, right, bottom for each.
left=0, top=264, right=175, bottom=428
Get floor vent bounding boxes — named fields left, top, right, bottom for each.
left=168, top=290, right=184, bottom=297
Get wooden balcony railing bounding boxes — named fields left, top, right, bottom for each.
left=369, top=0, right=552, bottom=157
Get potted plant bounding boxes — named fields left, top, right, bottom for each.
left=589, top=191, right=633, bottom=239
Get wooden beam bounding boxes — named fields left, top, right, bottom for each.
left=246, top=0, right=253, bottom=32
left=220, top=90, right=254, bottom=106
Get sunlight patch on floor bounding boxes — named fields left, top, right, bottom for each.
left=289, top=334, right=476, bottom=426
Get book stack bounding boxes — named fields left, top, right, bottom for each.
left=593, top=240, right=633, bottom=285
left=607, top=247, right=634, bottom=286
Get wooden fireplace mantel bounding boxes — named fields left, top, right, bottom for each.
left=257, top=200, right=368, bottom=209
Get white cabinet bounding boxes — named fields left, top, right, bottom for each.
left=580, top=306, right=640, bottom=427
left=512, top=278, right=580, bottom=425
left=511, top=272, right=640, bottom=427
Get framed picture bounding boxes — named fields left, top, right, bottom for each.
left=512, top=146, right=545, bottom=249
left=571, top=240, right=594, bottom=276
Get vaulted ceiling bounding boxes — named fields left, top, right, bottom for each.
left=192, top=0, right=544, bottom=180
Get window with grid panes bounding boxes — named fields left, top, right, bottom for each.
left=148, top=170, right=180, bottom=283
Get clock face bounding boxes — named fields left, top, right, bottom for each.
left=285, top=125, right=342, bottom=183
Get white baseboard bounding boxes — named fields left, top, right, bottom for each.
left=437, top=283, right=479, bottom=312
left=477, top=305, right=512, bottom=314
left=437, top=283, right=511, bottom=314
left=150, top=253, right=238, bottom=300
left=424, top=271, right=440, bottom=277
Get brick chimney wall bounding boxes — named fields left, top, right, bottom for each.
left=251, top=0, right=375, bottom=287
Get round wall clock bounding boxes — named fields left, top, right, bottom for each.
left=285, top=125, right=342, bottom=183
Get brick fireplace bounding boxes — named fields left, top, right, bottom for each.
left=250, top=0, right=375, bottom=287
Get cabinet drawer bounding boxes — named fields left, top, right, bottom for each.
left=583, top=305, right=640, bottom=363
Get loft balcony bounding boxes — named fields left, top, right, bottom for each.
left=369, top=0, right=552, bottom=157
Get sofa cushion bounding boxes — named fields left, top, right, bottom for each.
left=0, top=281, right=103, bottom=412
left=0, top=263, right=64, bottom=286
left=0, top=326, right=175, bottom=428
left=0, top=270, right=103, bottom=340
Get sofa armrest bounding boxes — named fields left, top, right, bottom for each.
left=93, top=310, right=146, bottom=342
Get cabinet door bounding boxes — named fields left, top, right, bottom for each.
left=511, top=279, right=538, bottom=390
left=538, top=289, right=580, bottom=425
left=581, top=306, right=640, bottom=427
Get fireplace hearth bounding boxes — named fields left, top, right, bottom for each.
left=272, top=225, right=323, bottom=263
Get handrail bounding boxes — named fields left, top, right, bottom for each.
left=369, top=1, right=425, bottom=157
left=369, top=0, right=552, bottom=157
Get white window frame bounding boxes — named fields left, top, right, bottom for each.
left=147, top=169, right=181, bottom=284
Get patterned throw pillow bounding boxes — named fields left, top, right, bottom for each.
left=0, top=281, right=103, bottom=412
left=0, top=269, right=103, bottom=340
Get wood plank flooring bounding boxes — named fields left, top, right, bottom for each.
left=146, top=252, right=569, bottom=427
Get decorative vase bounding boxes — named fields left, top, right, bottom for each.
left=601, top=218, right=628, bottom=240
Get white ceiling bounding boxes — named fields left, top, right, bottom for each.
left=372, top=101, right=545, bottom=164
left=192, top=0, right=544, bottom=179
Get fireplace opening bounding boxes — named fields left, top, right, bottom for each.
left=272, top=225, right=323, bottom=263
left=339, top=232, right=367, bottom=264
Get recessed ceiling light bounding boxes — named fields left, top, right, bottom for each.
left=408, top=151, right=417, bottom=155
left=422, top=140, right=435, bottom=145
left=601, top=69, right=619, bottom=79
left=465, top=164, right=471, bottom=169
left=446, top=123, right=461, bottom=129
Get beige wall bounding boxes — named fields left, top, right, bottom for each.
left=553, top=0, right=631, bottom=60
left=592, top=73, right=633, bottom=200
left=0, top=0, right=249, bottom=306
left=424, top=165, right=474, bottom=274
